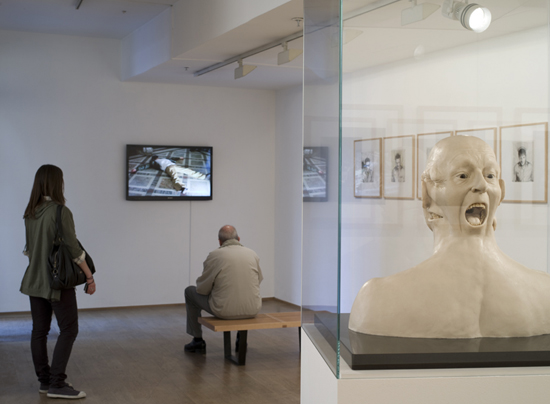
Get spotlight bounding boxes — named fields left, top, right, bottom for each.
left=441, top=0, right=491, bottom=33
left=234, top=59, right=256, bottom=79
left=277, top=42, right=303, bottom=65
left=401, top=0, right=440, bottom=26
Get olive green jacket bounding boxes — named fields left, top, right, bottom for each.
left=21, top=201, right=83, bottom=301
left=196, top=239, right=263, bottom=319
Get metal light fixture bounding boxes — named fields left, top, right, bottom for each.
left=234, top=59, right=256, bottom=80
left=401, top=0, right=440, bottom=26
left=277, top=42, right=303, bottom=65
left=441, top=0, right=492, bottom=33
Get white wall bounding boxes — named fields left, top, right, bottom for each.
left=339, top=26, right=550, bottom=312
left=274, top=85, right=303, bottom=306
left=0, top=29, right=277, bottom=312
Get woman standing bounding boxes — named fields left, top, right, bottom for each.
left=21, top=165, right=96, bottom=399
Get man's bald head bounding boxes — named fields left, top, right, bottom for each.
left=218, top=225, right=239, bottom=243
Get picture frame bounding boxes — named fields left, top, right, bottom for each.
left=455, top=127, right=498, bottom=159
left=416, top=131, right=453, bottom=199
left=499, top=122, right=548, bottom=204
left=354, top=138, right=382, bottom=198
left=303, top=146, right=328, bottom=202
left=383, top=135, right=415, bottom=200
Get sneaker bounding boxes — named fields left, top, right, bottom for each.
left=184, top=338, right=206, bottom=354
left=40, top=382, right=72, bottom=394
left=47, top=385, right=86, bottom=399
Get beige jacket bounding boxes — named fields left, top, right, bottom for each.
left=196, top=239, right=263, bottom=319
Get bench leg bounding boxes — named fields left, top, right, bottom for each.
left=237, top=331, right=247, bottom=365
left=223, top=331, right=247, bottom=366
left=224, top=331, right=231, bottom=359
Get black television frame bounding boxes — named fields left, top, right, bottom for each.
left=126, top=144, right=213, bottom=201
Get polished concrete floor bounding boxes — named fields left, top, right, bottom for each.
left=0, top=299, right=300, bottom=404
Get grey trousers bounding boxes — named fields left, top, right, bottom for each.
left=184, top=286, right=214, bottom=338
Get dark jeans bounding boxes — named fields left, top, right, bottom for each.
left=184, top=286, right=214, bottom=339
left=29, top=288, right=79, bottom=388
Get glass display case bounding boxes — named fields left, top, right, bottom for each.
left=302, top=0, right=550, bottom=379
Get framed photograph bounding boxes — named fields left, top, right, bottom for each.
left=416, top=131, right=453, bottom=199
left=383, top=135, right=415, bottom=200
left=499, top=122, right=548, bottom=204
left=303, top=147, right=328, bottom=202
left=354, top=138, right=382, bottom=198
left=455, top=127, right=498, bottom=159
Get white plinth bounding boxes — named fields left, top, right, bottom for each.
left=301, top=328, right=550, bottom=404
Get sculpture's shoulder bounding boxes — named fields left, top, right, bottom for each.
left=348, top=260, right=485, bottom=338
left=480, top=257, right=550, bottom=337
left=348, top=254, right=550, bottom=338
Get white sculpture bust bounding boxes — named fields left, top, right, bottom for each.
left=349, top=135, right=550, bottom=338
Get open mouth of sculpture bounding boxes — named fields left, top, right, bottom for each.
left=428, top=211, right=443, bottom=221
left=465, top=203, right=487, bottom=226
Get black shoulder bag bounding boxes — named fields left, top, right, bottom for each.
left=48, top=204, right=96, bottom=290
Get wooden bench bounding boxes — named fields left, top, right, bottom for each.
left=198, top=312, right=301, bottom=365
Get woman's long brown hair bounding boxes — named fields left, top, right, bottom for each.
left=24, top=165, right=65, bottom=219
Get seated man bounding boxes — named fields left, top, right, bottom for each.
left=184, top=225, right=263, bottom=353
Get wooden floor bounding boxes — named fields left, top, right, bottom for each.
left=0, top=299, right=301, bottom=404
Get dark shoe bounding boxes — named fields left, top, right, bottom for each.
left=47, top=385, right=86, bottom=399
left=40, top=382, right=72, bottom=394
left=185, top=339, right=206, bottom=354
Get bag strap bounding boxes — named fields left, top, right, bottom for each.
left=55, top=204, right=64, bottom=242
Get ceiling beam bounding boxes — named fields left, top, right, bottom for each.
left=192, top=0, right=401, bottom=78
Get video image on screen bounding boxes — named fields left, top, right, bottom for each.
left=126, top=145, right=212, bottom=200
left=303, top=147, right=328, bottom=202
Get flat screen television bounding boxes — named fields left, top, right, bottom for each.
left=126, top=145, right=212, bottom=201
left=303, top=146, right=328, bottom=202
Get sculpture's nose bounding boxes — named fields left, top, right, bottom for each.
left=471, top=171, right=487, bottom=193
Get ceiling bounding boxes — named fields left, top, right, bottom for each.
left=0, top=0, right=177, bottom=38
left=0, top=0, right=546, bottom=90
left=0, top=0, right=306, bottom=89
left=342, top=0, right=548, bottom=72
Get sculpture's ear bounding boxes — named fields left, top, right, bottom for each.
left=499, top=178, right=505, bottom=204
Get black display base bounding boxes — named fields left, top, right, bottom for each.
left=314, top=312, right=550, bottom=370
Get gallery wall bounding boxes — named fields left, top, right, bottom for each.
left=274, top=85, right=303, bottom=306
left=0, top=29, right=280, bottom=312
